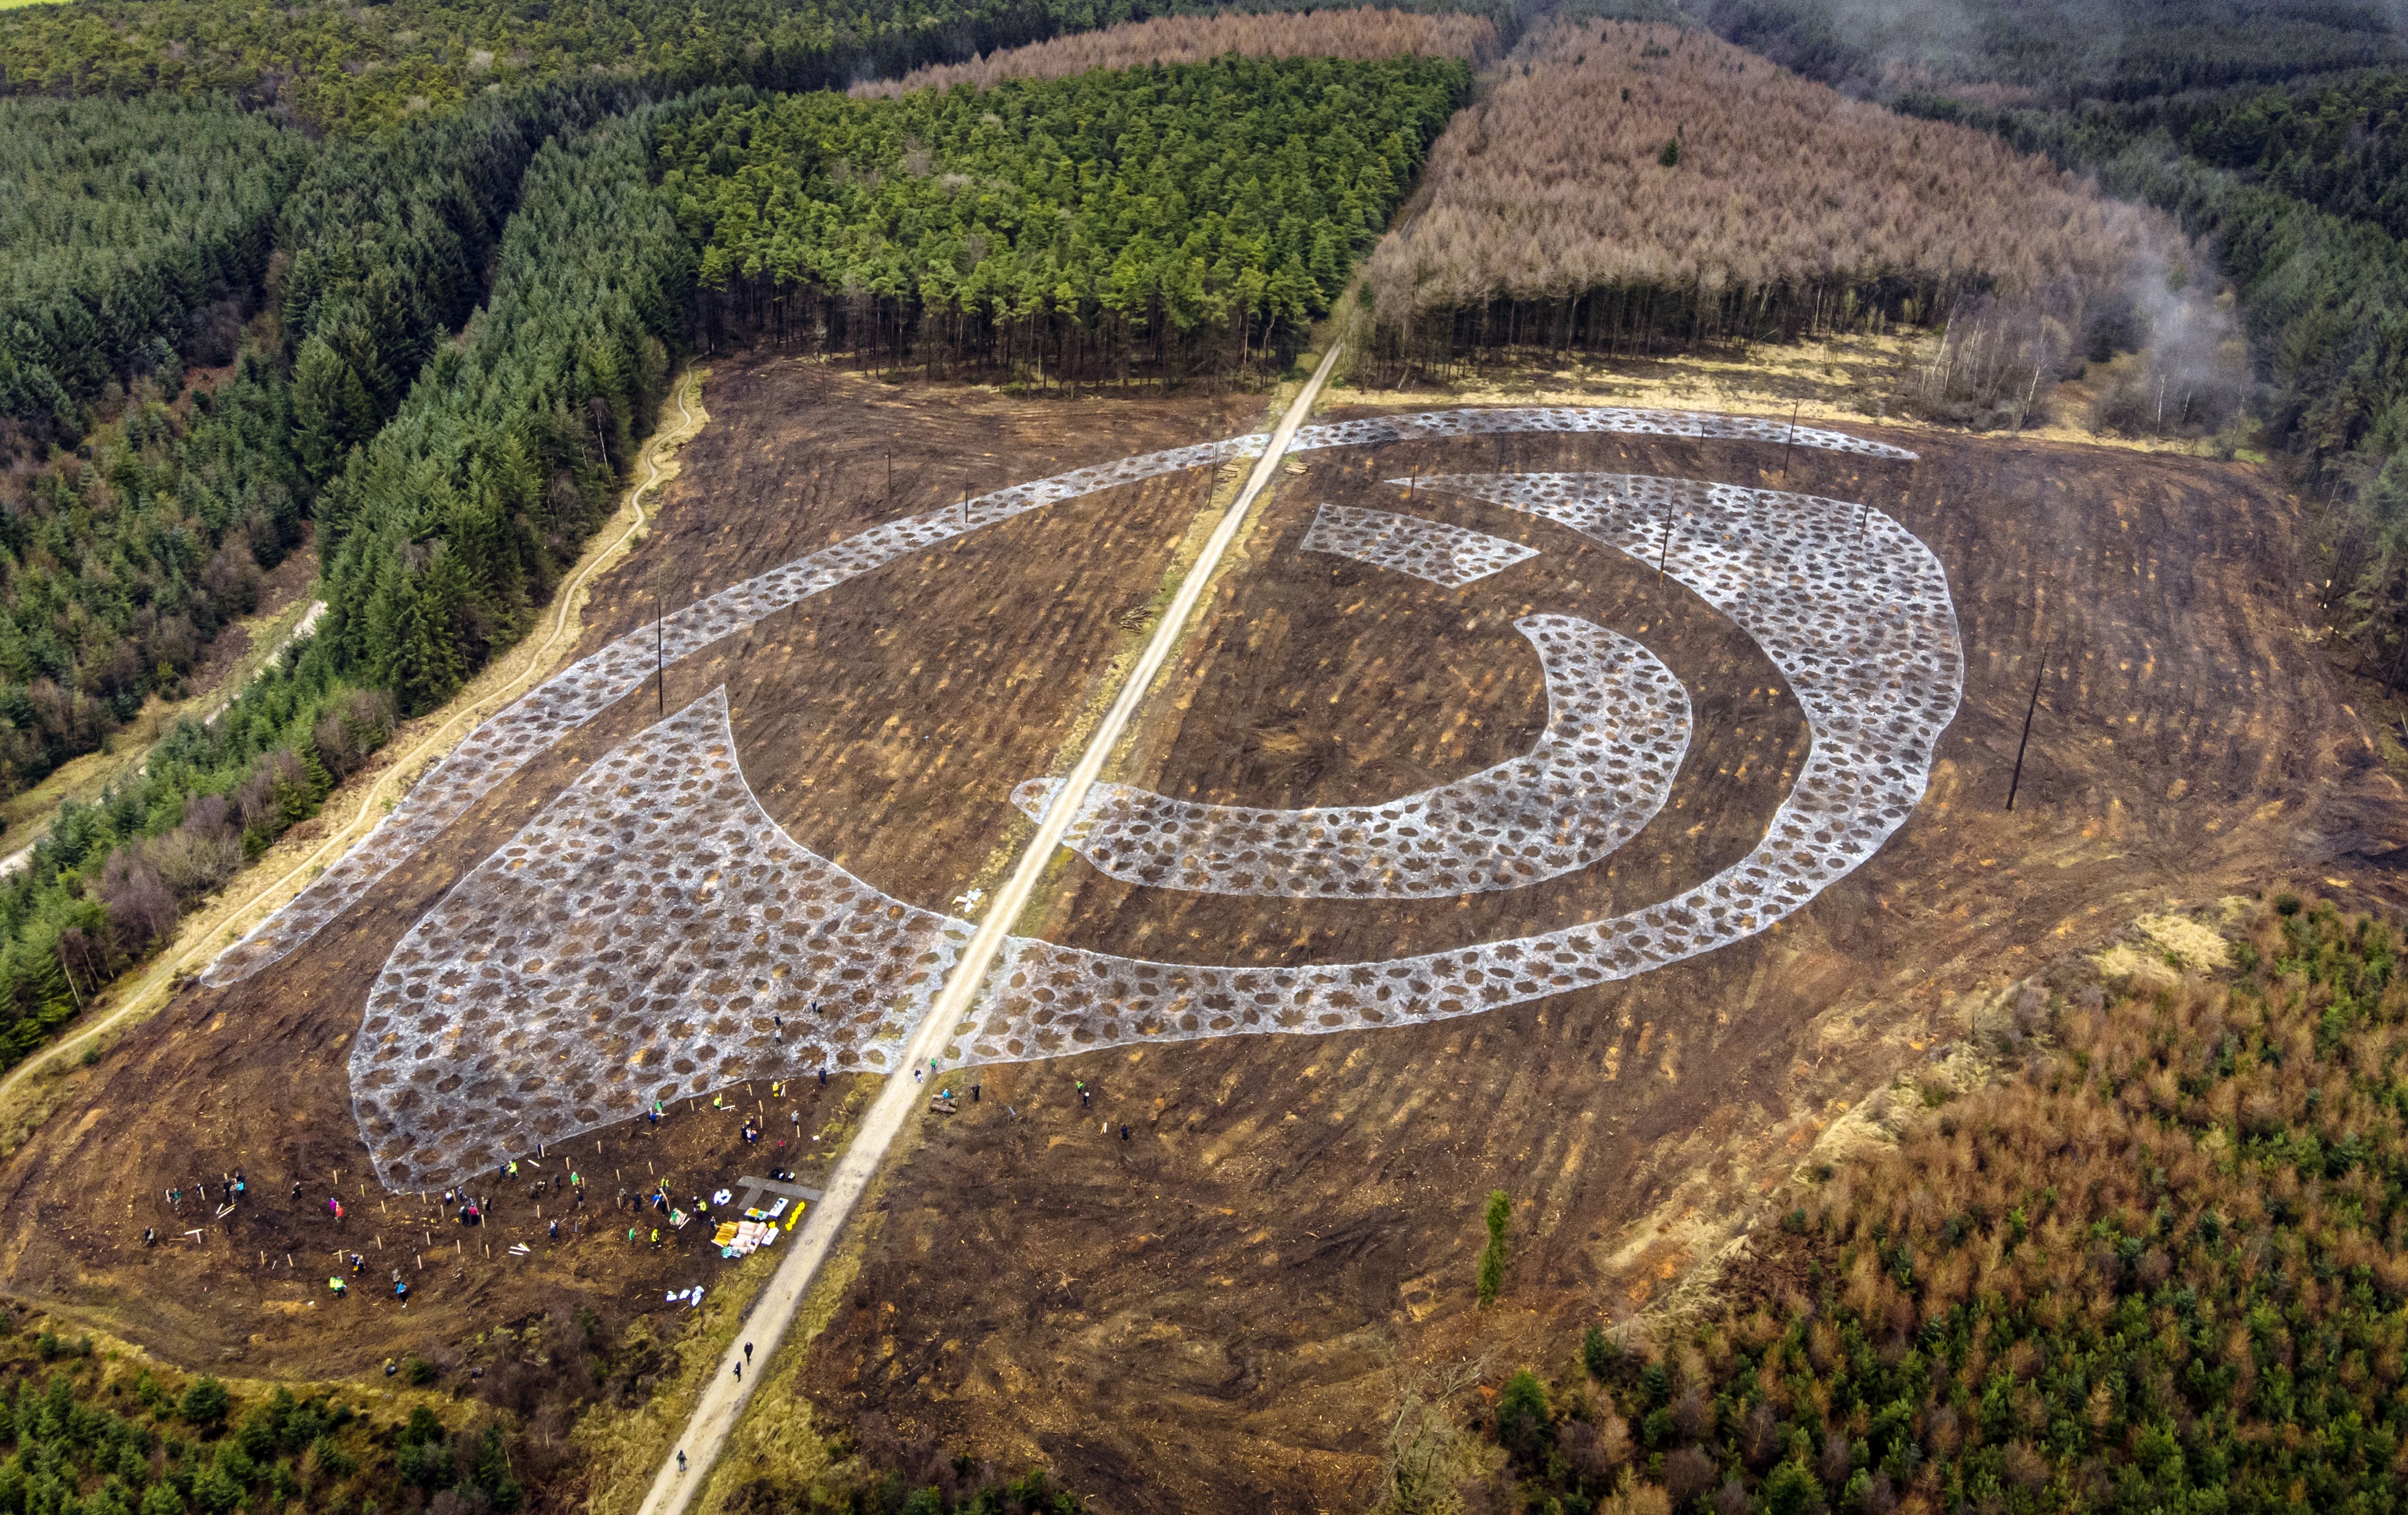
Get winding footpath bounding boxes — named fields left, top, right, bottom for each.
left=0, top=597, right=327, bottom=884
left=637, top=344, right=1347, bottom=1515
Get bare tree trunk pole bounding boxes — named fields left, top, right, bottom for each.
left=2007, top=651, right=2047, bottom=812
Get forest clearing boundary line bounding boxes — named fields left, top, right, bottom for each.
left=641, top=341, right=1347, bottom=1515
left=0, top=369, right=708, bottom=1118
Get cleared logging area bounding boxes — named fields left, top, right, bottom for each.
left=853, top=7, right=1501, bottom=97
left=1363, top=19, right=2186, bottom=377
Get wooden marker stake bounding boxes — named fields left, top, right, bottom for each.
left=2007, top=651, right=2047, bottom=812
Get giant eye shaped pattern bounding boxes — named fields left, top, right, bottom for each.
left=206, top=407, right=1906, bottom=993
left=347, top=464, right=1952, bottom=1186
left=1010, top=616, right=1689, bottom=898
left=197, top=407, right=1941, bottom=1187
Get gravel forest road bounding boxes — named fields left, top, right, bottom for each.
left=639, top=343, right=1345, bottom=1515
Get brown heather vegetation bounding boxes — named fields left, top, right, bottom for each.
left=851, top=8, right=1500, bottom=97
left=1456, top=893, right=2408, bottom=1515
left=1364, top=20, right=2187, bottom=381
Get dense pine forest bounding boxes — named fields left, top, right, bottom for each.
left=1361, top=20, right=2182, bottom=377
left=319, top=107, right=687, bottom=715
left=0, top=80, right=646, bottom=801
left=1660, top=0, right=2408, bottom=746
left=0, top=0, right=1515, bottom=134
left=1449, top=897, right=2406, bottom=1515
left=276, top=80, right=652, bottom=485
left=667, top=55, right=1468, bottom=383
left=0, top=96, right=303, bottom=445
left=858, top=7, right=1499, bottom=96
left=0, top=0, right=1137, bottom=134
left=0, top=355, right=304, bottom=782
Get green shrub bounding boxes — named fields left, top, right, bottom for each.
left=398, top=1407, right=442, bottom=1448
left=196, top=1465, right=243, bottom=1514
left=177, top=1378, right=227, bottom=1433
left=1477, top=1188, right=1511, bottom=1307
left=233, top=1407, right=276, bottom=1460
left=1640, top=1405, right=1676, bottom=1449
left=1763, top=1459, right=1824, bottom=1515
left=1495, top=1370, right=1551, bottom=1461
left=1580, top=1323, right=1615, bottom=1379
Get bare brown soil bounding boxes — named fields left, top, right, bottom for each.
left=780, top=409, right=2408, bottom=1512
left=0, top=357, right=1259, bottom=1378
left=0, top=358, right=2399, bottom=1515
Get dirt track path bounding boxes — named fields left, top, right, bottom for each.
left=0, top=599, right=328, bottom=884
left=641, top=344, right=1347, bottom=1515
left=0, top=370, right=708, bottom=1122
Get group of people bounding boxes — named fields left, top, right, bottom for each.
left=149, top=1064, right=1128, bottom=1304
left=325, top=1250, right=409, bottom=1302
left=442, top=1187, right=486, bottom=1226
left=161, top=1168, right=250, bottom=1215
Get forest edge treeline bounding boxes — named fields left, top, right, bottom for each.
left=1430, top=894, right=2407, bottom=1515
left=0, top=34, right=1478, bottom=1088
left=1662, top=0, right=2408, bottom=742
left=0, top=0, right=2380, bottom=1126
